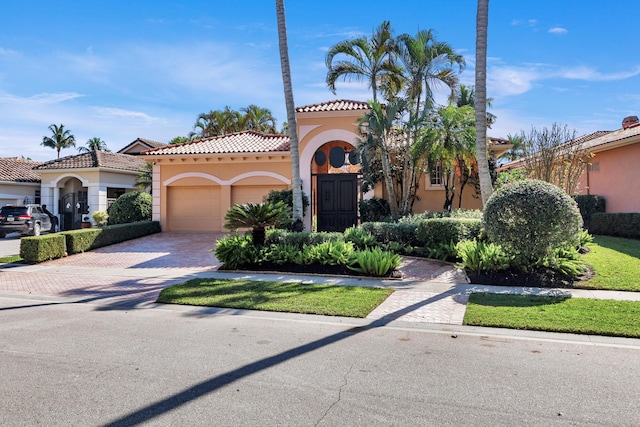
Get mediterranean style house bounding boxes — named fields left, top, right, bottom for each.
left=501, top=115, right=640, bottom=213
left=0, top=140, right=164, bottom=231
left=143, top=100, right=511, bottom=233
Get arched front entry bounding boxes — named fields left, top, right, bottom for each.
left=58, top=177, right=88, bottom=231
left=311, top=141, right=362, bottom=232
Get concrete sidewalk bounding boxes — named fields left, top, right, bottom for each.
left=1, top=232, right=639, bottom=325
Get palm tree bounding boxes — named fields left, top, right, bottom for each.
left=455, top=84, right=496, bottom=128
left=358, top=99, right=409, bottom=215
left=475, top=0, right=493, bottom=204
left=426, top=105, right=477, bottom=211
left=241, top=104, right=278, bottom=133
left=41, top=124, right=76, bottom=158
left=78, top=137, right=110, bottom=153
left=396, top=29, right=465, bottom=113
left=135, top=162, right=154, bottom=192
left=224, top=201, right=290, bottom=246
left=276, top=0, right=303, bottom=230
left=325, top=21, right=400, bottom=102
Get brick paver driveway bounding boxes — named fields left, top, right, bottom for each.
left=0, top=232, right=224, bottom=307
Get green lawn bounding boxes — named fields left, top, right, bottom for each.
left=581, top=235, right=640, bottom=292
left=0, top=255, right=22, bottom=263
left=463, top=293, right=640, bottom=338
left=157, top=278, right=393, bottom=318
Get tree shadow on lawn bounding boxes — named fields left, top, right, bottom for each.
left=467, top=292, right=571, bottom=308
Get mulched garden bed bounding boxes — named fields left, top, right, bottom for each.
left=220, top=261, right=402, bottom=279
left=466, top=265, right=595, bottom=288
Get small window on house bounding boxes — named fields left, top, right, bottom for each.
left=430, top=162, right=443, bottom=186
left=35, top=190, right=41, bottom=205
left=588, top=162, right=600, bottom=172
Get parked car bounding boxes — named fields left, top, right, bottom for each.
left=0, top=204, right=53, bottom=238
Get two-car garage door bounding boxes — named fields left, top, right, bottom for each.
left=167, top=186, right=221, bottom=232
left=166, top=185, right=286, bottom=232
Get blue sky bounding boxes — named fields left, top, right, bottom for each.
left=1, top=0, right=639, bottom=161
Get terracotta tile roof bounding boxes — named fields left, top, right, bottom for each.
left=34, top=151, right=147, bottom=172
left=488, top=137, right=510, bottom=145
left=576, top=128, right=637, bottom=151
left=0, top=158, right=42, bottom=183
left=295, top=99, right=370, bottom=113
left=144, top=131, right=290, bottom=156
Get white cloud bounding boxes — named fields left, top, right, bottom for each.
left=548, top=27, right=568, bottom=35
left=93, top=107, right=156, bottom=122
left=556, top=65, right=640, bottom=81
left=488, top=67, right=539, bottom=97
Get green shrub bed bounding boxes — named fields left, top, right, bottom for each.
left=215, top=233, right=401, bottom=277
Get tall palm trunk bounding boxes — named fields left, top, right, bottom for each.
left=475, top=0, right=493, bottom=204
left=276, top=0, right=303, bottom=230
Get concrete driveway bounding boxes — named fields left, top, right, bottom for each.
left=0, top=232, right=22, bottom=257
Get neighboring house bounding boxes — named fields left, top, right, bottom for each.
left=573, top=116, right=640, bottom=212
left=501, top=115, right=640, bottom=213
left=118, top=138, right=167, bottom=156
left=34, top=150, right=147, bottom=230
left=144, top=99, right=511, bottom=233
left=0, top=158, right=43, bottom=207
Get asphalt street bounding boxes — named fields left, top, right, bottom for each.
left=1, top=293, right=639, bottom=426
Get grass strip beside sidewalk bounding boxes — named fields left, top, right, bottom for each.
left=463, top=293, right=640, bottom=338
left=157, top=278, right=393, bottom=318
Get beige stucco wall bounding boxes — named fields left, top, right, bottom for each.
left=575, top=141, right=640, bottom=213
left=152, top=154, right=292, bottom=231
left=38, top=169, right=140, bottom=224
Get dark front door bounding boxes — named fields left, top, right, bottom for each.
left=60, top=192, right=88, bottom=231
left=317, top=174, right=358, bottom=232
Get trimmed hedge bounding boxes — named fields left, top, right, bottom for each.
left=590, top=213, right=640, bottom=239
left=416, top=218, right=483, bottom=248
left=360, top=222, right=421, bottom=247
left=63, top=221, right=161, bottom=254
left=20, top=234, right=67, bottom=264
left=573, top=195, right=606, bottom=230
left=265, top=229, right=344, bottom=248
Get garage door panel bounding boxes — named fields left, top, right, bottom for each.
left=168, top=186, right=221, bottom=231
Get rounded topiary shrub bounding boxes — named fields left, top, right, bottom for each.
left=107, top=191, right=152, bottom=225
left=483, top=180, right=582, bottom=266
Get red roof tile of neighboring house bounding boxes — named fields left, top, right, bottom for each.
left=0, top=158, right=43, bottom=183
left=33, top=151, right=147, bottom=172
left=143, top=131, right=290, bottom=156
left=295, top=99, right=370, bottom=113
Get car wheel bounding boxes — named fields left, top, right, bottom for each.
left=33, top=223, right=41, bottom=236
left=0, top=232, right=5, bottom=239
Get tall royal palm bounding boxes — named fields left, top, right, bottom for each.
left=78, top=137, right=110, bottom=153
left=276, top=0, right=303, bottom=230
left=475, top=0, right=493, bottom=203
left=325, top=21, right=400, bottom=102
left=41, top=124, right=76, bottom=159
